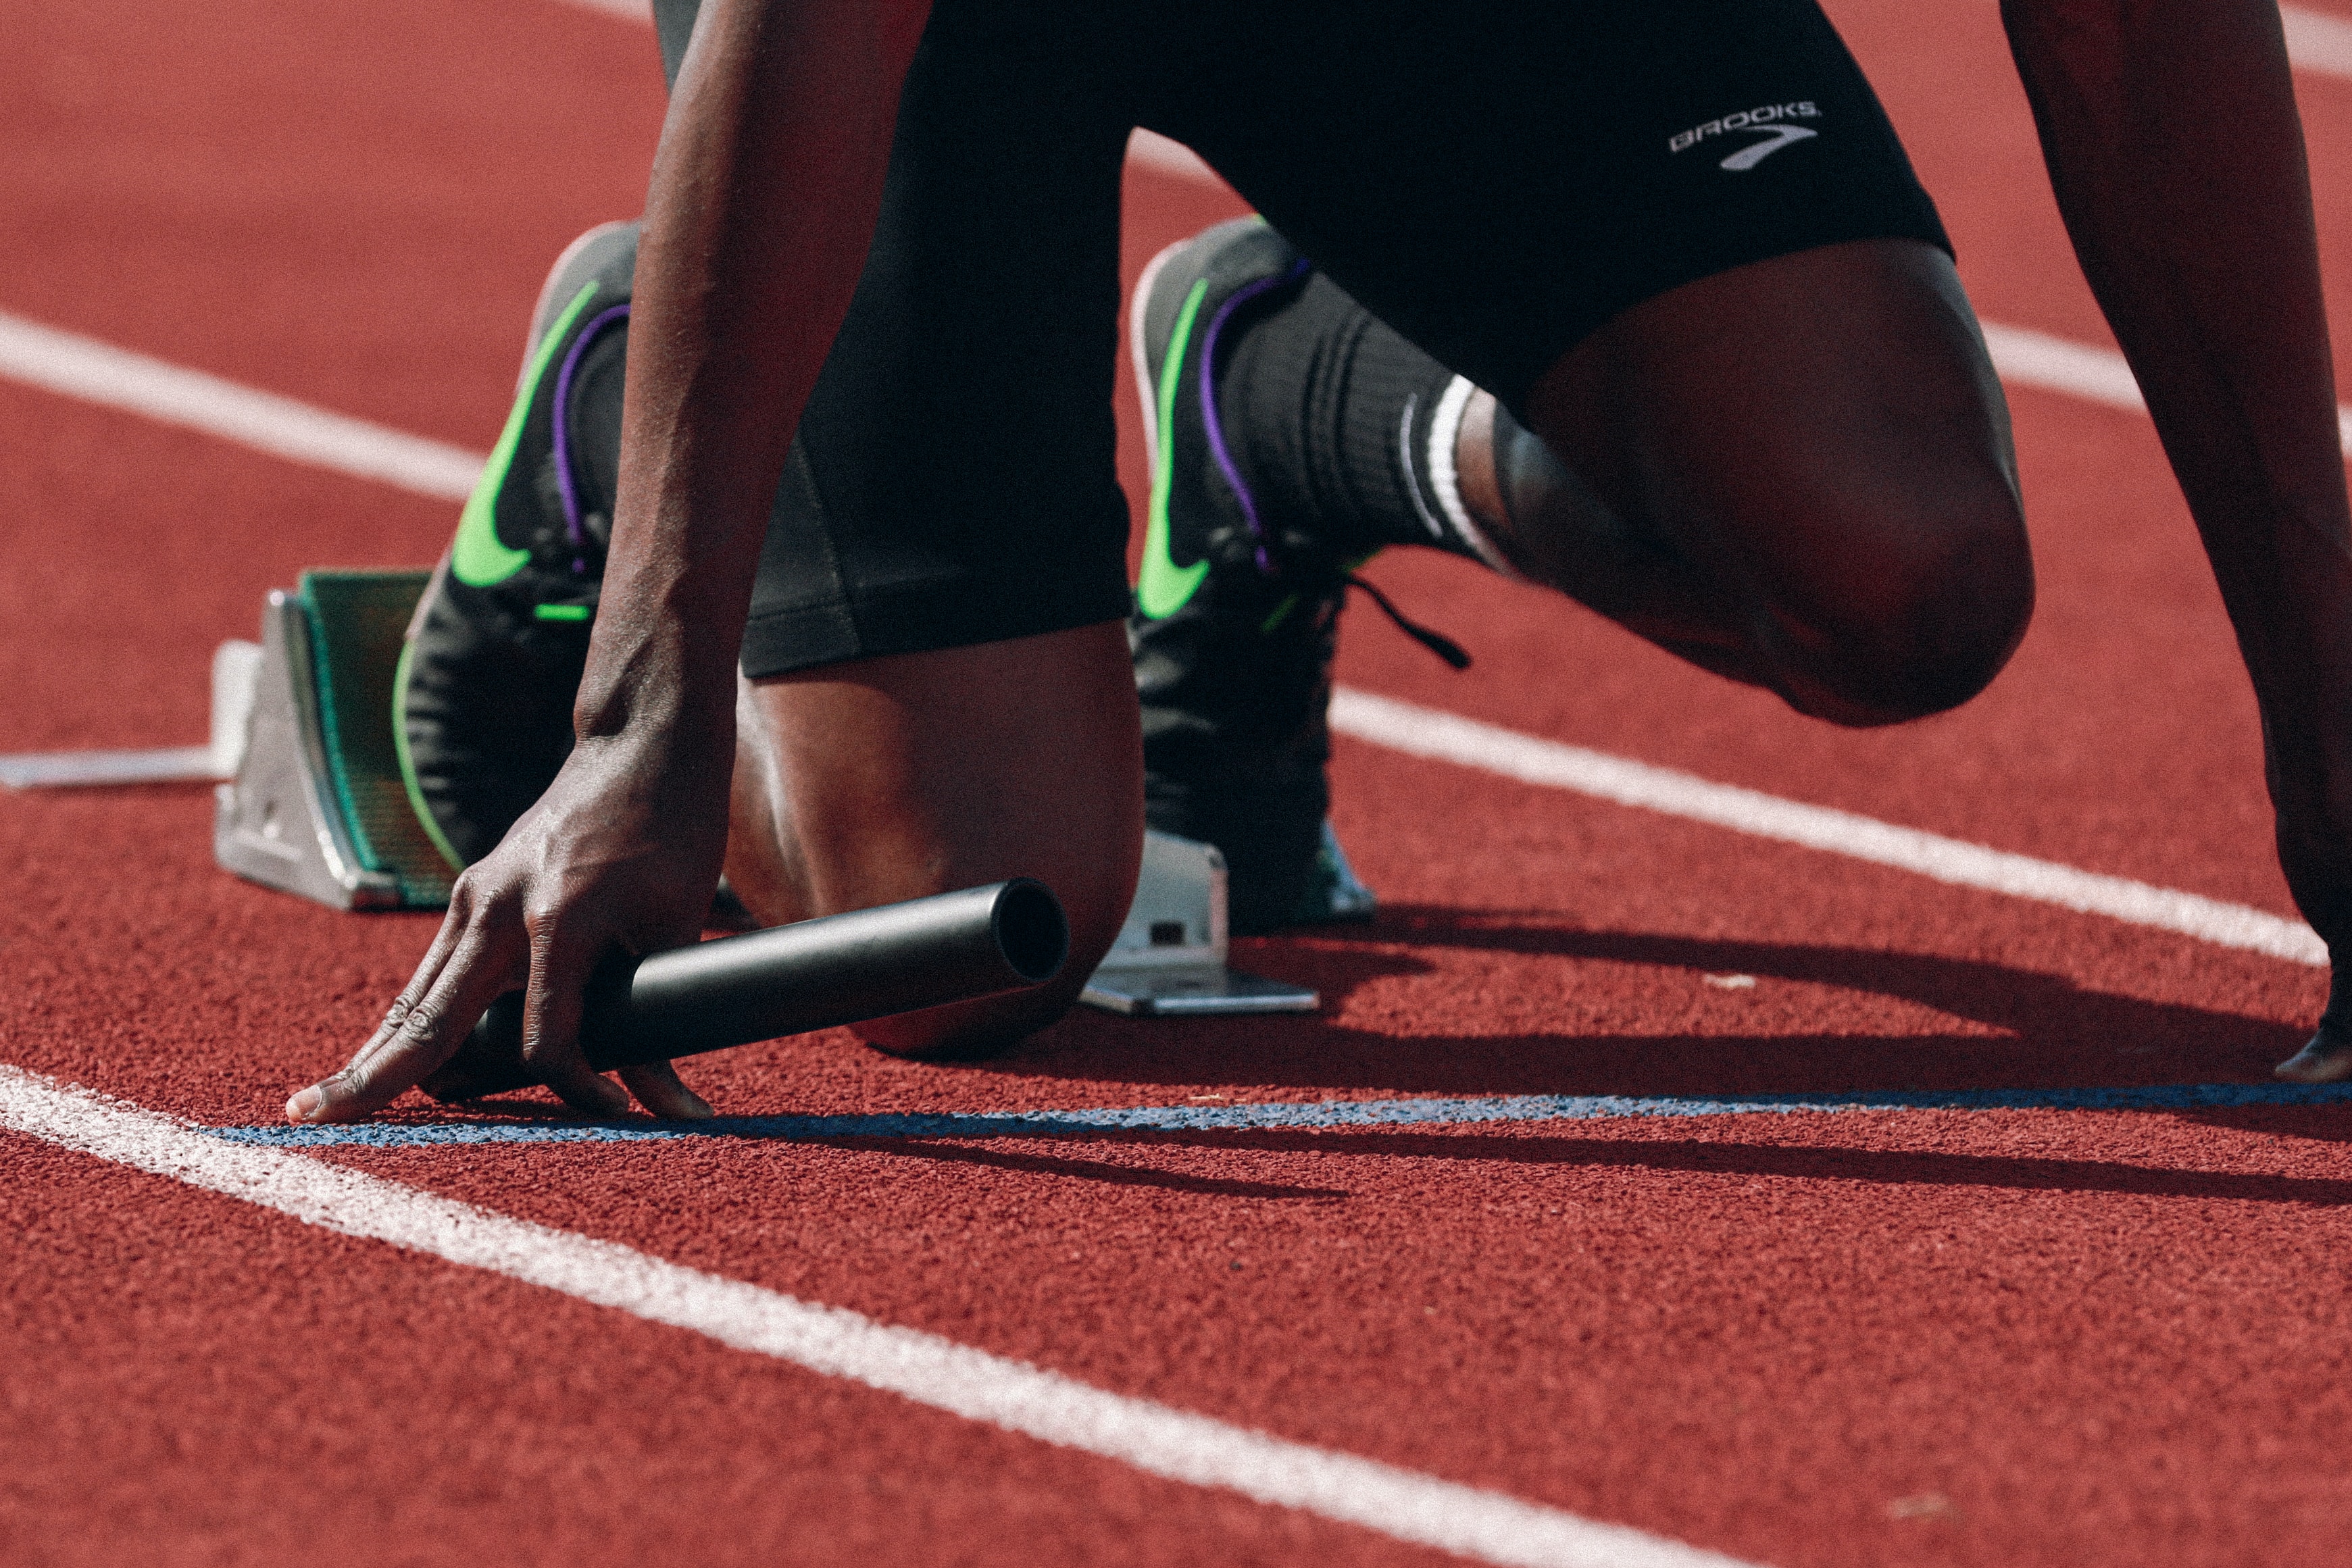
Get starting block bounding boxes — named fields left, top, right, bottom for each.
left=1078, top=832, right=1318, bottom=1015
left=210, top=570, right=1322, bottom=1013
left=214, top=570, right=453, bottom=911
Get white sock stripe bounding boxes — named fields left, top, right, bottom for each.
left=1328, top=688, right=2326, bottom=966
left=1424, top=376, right=1520, bottom=576
left=0, top=1065, right=1753, bottom=1568
left=1423, top=376, right=1476, bottom=533
left=1397, top=392, right=1451, bottom=542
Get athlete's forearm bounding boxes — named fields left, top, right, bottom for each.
left=2003, top=0, right=2352, bottom=694
left=2007, top=0, right=2352, bottom=951
left=580, top=0, right=928, bottom=746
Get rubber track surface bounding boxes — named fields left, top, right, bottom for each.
left=3, top=0, right=2352, bottom=1563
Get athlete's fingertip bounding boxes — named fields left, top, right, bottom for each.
left=620, top=1063, right=714, bottom=1121
left=286, top=1086, right=324, bottom=1123
left=557, top=1071, right=630, bottom=1117
left=655, top=1084, right=716, bottom=1121
left=2276, top=1038, right=2352, bottom=1082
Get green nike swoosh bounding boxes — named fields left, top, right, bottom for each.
left=451, top=281, right=601, bottom=588
left=1136, top=276, right=1213, bottom=620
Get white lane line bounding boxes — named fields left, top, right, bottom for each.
left=0, top=315, right=2322, bottom=965
left=1330, top=688, right=2326, bottom=967
left=0, top=1066, right=1751, bottom=1568
left=11, top=300, right=2332, bottom=503
left=2286, top=5, right=2352, bottom=81
left=1979, top=323, right=2145, bottom=415
left=0, top=311, right=482, bottom=501
left=1128, top=128, right=1226, bottom=186
left=1983, top=321, right=2352, bottom=456
left=0, top=641, right=257, bottom=790
left=552, top=0, right=653, bottom=21
left=0, top=747, right=218, bottom=789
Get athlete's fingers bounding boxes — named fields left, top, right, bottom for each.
left=518, top=916, right=630, bottom=1117
left=290, top=917, right=527, bottom=1123
left=2275, top=1022, right=2352, bottom=1082
left=618, top=1059, right=714, bottom=1120
left=338, top=894, right=478, bottom=1071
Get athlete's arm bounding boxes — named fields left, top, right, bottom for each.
left=285, top=0, right=932, bottom=1122
left=2003, top=0, right=2352, bottom=1073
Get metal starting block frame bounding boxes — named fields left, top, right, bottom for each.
left=210, top=572, right=1319, bottom=1015
left=214, top=570, right=453, bottom=911
left=1078, top=831, right=1319, bottom=1016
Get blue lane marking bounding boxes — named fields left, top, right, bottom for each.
left=207, top=1080, right=2352, bottom=1148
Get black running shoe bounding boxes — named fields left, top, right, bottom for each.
left=397, top=222, right=636, bottom=868
left=1128, top=218, right=1380, bottom=934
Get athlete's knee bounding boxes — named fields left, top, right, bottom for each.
left=857, top=875, right=1128, bottom=1061
left=857, top=971, right=1094, bottom=1061
left=1779, top=486, right=2032, bottom=726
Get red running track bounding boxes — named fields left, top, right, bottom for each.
left=3, top=0, right=2352, bottom=1563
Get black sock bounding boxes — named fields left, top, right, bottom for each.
left=1222, top=272, right=1516, bottom=575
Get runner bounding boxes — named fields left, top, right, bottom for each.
left=288, top=0, right=2352, bottom=1122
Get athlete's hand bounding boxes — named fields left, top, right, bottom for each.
left=2272, top=776, right=2352, bottom=1083
left=282, top=728, right=728, bottom=1123
left=2256, top=676, right=2352, bottom=1084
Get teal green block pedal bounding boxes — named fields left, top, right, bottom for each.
left=213, top=570, right=455, bottom=911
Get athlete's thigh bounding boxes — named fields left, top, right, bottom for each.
left=1143, top=0, right=1949, bottom=418
left=739, top=0, right=1135, bottom=681
left=1143, top=0, right=2024, bottom=713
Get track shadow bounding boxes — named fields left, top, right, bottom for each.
left=952, top=1126, right=2352, bottom=1208
left=982, top=905, right=2308, bottom=1098
left=824, top=1136, right=1347, bottom=1200
left=343, top=1108, right=2350, bottom=1207
left=2168, top=1105, right=2352, bottom=1144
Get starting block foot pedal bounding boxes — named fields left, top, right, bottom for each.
left=214, top=570, right=455, bottom=911
left=1080, top=831, right=1319, bottom=1016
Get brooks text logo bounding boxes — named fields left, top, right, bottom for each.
left=1670, top=102, right=1821, bottom=170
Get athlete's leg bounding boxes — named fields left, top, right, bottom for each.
left=1152, top=0, right=2026, bottom=730
left=723, top=624, right=1142, bottom=1057
left=711, top=0, right=1139, bottom=1057
left=1463, top=236, right=2029, bottom=727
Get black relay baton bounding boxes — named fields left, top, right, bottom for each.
left=424, top=878, right=1068, bottom=1101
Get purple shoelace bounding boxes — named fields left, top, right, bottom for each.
left=1197, top=259, right=1310, bottom=575
left=549, top=303, right=631, bottom=574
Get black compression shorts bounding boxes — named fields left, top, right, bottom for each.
left=727, top=0, right=1951, bottom=678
